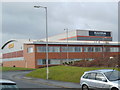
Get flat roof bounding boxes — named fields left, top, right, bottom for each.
left=76, top=29, right=112, bottom=32
left=25, top=41, right=120, bottom=46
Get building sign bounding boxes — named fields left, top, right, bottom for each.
left=89, top=31, right=111, bottom=37
left=8, top=43, right=14, bottom=49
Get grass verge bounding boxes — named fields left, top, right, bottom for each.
left=26, top=66, right=119, bottom=83
left=0, top=67, right=35, bottom=71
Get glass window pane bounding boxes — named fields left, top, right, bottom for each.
left=48, top=47, right=60, bottom=52
left=37, top=46, right=46, bottom=52
left=42, top=59, right=46, bottom=64
left=42, top=59, right=50, bottom=64
left=88, top=73, right=96, bottom=80
left=84, top=47, right=88, bottom=52
left=83, top=73, right=89, bottom=79
left=96, top=73, right=105, bottom=81
left=84, top=47, right=94, bottom=52
left=103, top=47, right=110, bottom=52
left=48, top=47, right=53, bottom=52
left=61, top=47, right=67, bottom=52
left=95, top=47, right=102, bottom=52
left=110, top=47, right=119, bottom=52
left=88, top=47, right=94, bottom=52
left=37, top=59, right=42, bottom=65
left=27, top=47, right=33, bottom=53
left=75, top=47, right=82, bottom=52
left=68, top=47, right=75, bottom=52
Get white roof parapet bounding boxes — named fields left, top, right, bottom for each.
left=26, top=40, right=119, bottom=45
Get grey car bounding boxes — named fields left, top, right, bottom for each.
left=80, top=69, right=120, bottom=90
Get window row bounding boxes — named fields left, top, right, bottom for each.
left=37, top=58, right=94, bottom=65
left=27, top=46, right=120, bottom=53
left=37, top=59, right=60, bottom=65
left=37, top=46, right=83, bottom=52
left=84, top=47, right=102, bottom=52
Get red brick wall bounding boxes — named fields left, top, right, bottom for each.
left=3, top=60, right=26, bottom=68
left=3, top=51, right=23, bottom=59
left=23, top=44, right=36, bottom=68
left=2, top=51, right=25, bottom=68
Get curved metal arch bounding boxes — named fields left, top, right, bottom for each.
left=1, top=40, right=17, bottom=49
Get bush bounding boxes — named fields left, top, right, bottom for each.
left=71, top=55, right=120, bottom=68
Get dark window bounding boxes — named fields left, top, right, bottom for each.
left=83, top=73, right=96, bottom=80
left=42, top=59, right=46, bottom=64
left=48, top=60, right=50, bottom=64
left=42, top=59, right=50, bottom=64
left=83, top=73, right=89, bottom=79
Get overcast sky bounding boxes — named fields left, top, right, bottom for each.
left=1, top=1, right=118, bottom=44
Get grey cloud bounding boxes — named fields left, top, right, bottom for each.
left=2, top=2, right=118, bottom=43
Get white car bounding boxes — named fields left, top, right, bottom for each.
left=0, top=79, right=18, bottom=90
left=80, top=69, right=120, bottom=90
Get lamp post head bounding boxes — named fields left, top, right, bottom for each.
left=34, top=6, right=40, bottom=8
left=64, top=28, right=68, bottom=31
left=34, top=6, right=47, bottom=9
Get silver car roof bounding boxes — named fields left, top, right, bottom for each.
left=0, top=79, right=16, bottom=84
left=84, top=69, right=116, bottom=73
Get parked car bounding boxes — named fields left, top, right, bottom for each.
left=80, top=69, right=120, bottom=90
left=0, top=79, right=18, bottom=90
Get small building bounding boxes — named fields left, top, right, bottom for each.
left=41, top=30, right=112, bottom=41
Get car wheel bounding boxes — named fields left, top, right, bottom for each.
left=82, top=85, right=89, bottom=90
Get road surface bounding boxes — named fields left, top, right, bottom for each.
left=2, top=71, right=61, bottom=89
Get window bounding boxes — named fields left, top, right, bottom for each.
left=42, top=59, right=46, bottom=64
left=53, top=47, right=60, bottom=52
left=61, top=46, right=82, bottom=52
left=83, top=73, right=96, bottom=80
left=75, top=47, right=82, bottom=52
left=83, top=73, right=89, bottom=79
left=88, top=73, right=96, bottom=80
left=83, top=47, right=88, bottom=52
left=48, top=47, right=53, bottom=52
left=103, top=47, right=110, bottom=52
left=86, top=58, right=94, bottom=61
left=84, top=47, right=94, bottom=52
left=37, top=59, right=42, bottom=65
left=27, top=47, right=33, bottom=53
left=104, top=70, right=120, bottom=81
left=61, top=47, right=68, bottom=52
left=68, top=47, right=75, bottom=52
left=48, top=47, right=60, bottom=52
left=37, top=46, right=46, bottom=52
left=110, top=47, right=119, bottom=52
left=42, top=59, right=50, bottom=65
left=94, top=47, right=102, bottom=52
left=96, top=73, right=106, bottom=81
left=88, top=47, right=94, bottom=52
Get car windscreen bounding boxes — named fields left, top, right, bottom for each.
left=104, top=70, right=120, bottom=81
left=0, top=83, right=18, bottom=90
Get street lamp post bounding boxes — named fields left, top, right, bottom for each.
left=64, top=28, right=69, bottom=63
left=102, top=37, right=107, bottom=60
left=34, top=5, right=49, bottom=80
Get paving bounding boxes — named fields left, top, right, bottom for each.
left=13, top=73, right=81, bottom=88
